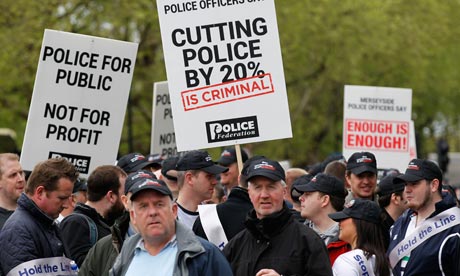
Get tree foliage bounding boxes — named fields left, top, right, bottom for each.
left=0, top=0, right=459, bottom=166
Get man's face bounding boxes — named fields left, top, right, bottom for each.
left=248, top=176, right=285, bottom=219
left=0, top=159, right=25, bottom=204
left=191, top=171, right=218, bottom=202
left=346, top=171, right=376, bottom=199
left=41, top=178, right=74, bottom=219
left=219, top=163, right=239, bottom=189
left=131, top=190, right=177, bottom=244
left=299, top=191, right=324, bottom=220
left=106, top=175, right=127, bottom=223
left=404, top=179, right=434, bottom=211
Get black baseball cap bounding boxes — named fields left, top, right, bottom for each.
left=116, top=153, right=157, bottom=174
left=347, top=152, right=377, bottom=175
left=246, top=158, right=285, bottom=182
left=161, top=156, right=179, bottom=181
left=146, top=154, right=164, bottom=168
left=395, top=159, right=443, bottom=184
left=328, top=198, right=381, bottom=224
left=129, top=178, right=172, bottom=201
left=217, top=147, right=249, bottom=166
left=73, top=179, right=88, bottom=194
left=176, top=150, right=228, bottom=174
left=377, top=174, right=404, bottom=197
left=293, top=173, right=347, bottom=198
left=125, top=170, right=157, bottom=195
left=291, top=174, right=314, bottom=202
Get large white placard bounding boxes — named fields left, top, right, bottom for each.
left=157, top=0, right=292, bottom=151
left=21, top=29, right=138, bottom=177
left=151, top=81, right=178, bottom=157
left=343, top=85, right=412, bottom=172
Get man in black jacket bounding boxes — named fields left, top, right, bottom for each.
left=60, top=165, right=127, bottom=266
left=193, top=156, right=262, bottom=248
left=223, top=158, right=332, bottom=276
left=0, top=158, right=78, bottom=275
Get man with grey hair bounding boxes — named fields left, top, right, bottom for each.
left=0, top=153, right=25, bottom=230
left=224, top=158, right=332, bottom=276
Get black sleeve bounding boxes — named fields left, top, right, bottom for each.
left=192, top=216, right=209, bottom=240
left=59, top=215, right=92, bottom=267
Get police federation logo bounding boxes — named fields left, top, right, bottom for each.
left=205, top=116, right=259, bottom=143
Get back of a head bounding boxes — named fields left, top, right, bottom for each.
left=324, top=160, right=346, bottom=183
left=26, top=158, right=79, bottom=195
left=87, top=165, right=127, bottom=202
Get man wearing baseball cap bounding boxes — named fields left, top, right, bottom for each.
left=80, top=170, right=156, bottom=275
left=294, top=173, right=350, bottom=265
left=345, top=151, right=378, bottom=200
left=175, top=150, right=228, bottom=229
left=110, top=178, right=232, bottom=276
left=387, top=158, right=460, bottom=276
left=116, top=153, right=158, bottom=174
left=217, top=147, right=248, bottom=196
left=376, top=173, right=407, bottom=248
left=223, top=158, right=332, bottom=276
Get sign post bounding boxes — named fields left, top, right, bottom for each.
left=21, top=29, right=138, bottom=177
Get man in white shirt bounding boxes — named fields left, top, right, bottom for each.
left=175, top=150, right=228, bottom=229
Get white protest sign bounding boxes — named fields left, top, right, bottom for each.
left=21, top=29, right=138, bottom=177
left=343, top=85, right=412, bottom=172
left=151, top=81, right=178, bottom=157
left=157, top=0, right=292, bottom=151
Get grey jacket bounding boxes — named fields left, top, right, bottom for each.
left=109, top=221, right=232, bottom=276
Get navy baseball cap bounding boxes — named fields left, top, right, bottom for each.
left=161, top=156, right=179, bottom=181
left=217, top=148, right=249, bottom=166
left=116, top=153, right=157, bottom=174
left=395, top=159, right=443, bottom=184
left=377, top=174, right=404, bottom=197
left=291, top=174, right=314, bottom=202
left=129, top=178, right=172, bottom=201
left=124, top=170, right=157, bottom=195
left=329, top=198, right=381, bottom=224
left=347, top=152, right=377, bottom=175
left=176, top=150, right=228, bottom=174
left=293, top=173, right=347, bottom=198
left=73, top=179, right=88, bottom=194
left=246, top=158, right=285, bottom=182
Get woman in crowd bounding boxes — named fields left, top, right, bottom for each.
left=329, top=198, right=390, bottom=276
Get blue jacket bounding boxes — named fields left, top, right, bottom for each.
left=110, top=221, right=233, bottom=276
left=0, top=193, right=67, bottom=275
left=387, top=193, right=460, bottom=276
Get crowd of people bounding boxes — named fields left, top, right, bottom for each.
left=0, top=148, right=459, bottom=276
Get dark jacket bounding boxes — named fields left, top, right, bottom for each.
left=193, top=186, right=252, bottom=242
left=110, top=221, right=233, bottom=276
left=60, top=203, right=111, bottom=266
left=387, top=194, right=460, bottom=276
left=0, top=206, right=14, bottom=231
left=223, top=205, right=333, bottom=276
left=0, top=193, right=68, bottom=275
left=79, top=211, right=131, bottom=276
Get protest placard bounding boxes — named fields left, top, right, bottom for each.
left=20, top=29, right=138, bottom=177
left=343, top=85, right=412, bottom=172
left=157, top=0, right=292, bottom=151
left=151, top=81, right=178, bottom=157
